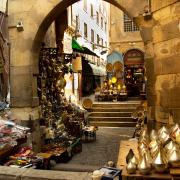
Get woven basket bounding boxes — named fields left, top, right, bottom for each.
left=113, top=61, right=123, bottom=72
left=106, top=63, right=113, bottom=72
left=82, top=98, right=93, bottom=109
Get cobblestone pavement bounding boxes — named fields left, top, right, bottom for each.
left=53, top=127, right=135, bottom=171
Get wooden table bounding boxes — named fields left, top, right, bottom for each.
left=121, top=168, right=172, bottom=179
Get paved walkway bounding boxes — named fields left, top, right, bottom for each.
left=52, top=127, right=135, bottom=172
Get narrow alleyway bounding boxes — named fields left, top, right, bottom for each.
left=52, top=127, right=135, bottom=172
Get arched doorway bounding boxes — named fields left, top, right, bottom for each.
left=123, top=49, right=145, bottom=97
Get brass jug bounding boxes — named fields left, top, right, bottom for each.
left=152, top=149, right=168, bottom=173
left=159, top=131, right=170, bottom=144
left=158, top=126, right=168, bottom=135
left=126, top=160, right=137, bottom=174
left=131, top=155, right=139, bottom=166
left=150, top=129, right=158, bottom=141
left=138, top=154, right=151, bottom=175
left=168, top=149, right=180, bottom=168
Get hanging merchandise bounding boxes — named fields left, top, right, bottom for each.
left=37, top=48, right=85, bottom=161
left=106, top=63, right=113, bottom=72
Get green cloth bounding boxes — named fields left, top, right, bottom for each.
left=72, top=38, right=84, bottom=51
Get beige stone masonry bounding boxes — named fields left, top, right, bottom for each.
left=0, top=166, right=91, bottom=180
left=154, top=54, right=180, bottom=75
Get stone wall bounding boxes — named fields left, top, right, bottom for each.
left=109, top=5, right=144, bottom=54
left=150, top=0, right=180, bottom=123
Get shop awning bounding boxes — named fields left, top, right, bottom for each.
left=72, top=38, right=84, bottom=51
left=82, top=47, right=99, bottom=57
left=72, top=39, right=99, bottom=57
left=88, top=63, right=106, bottom=76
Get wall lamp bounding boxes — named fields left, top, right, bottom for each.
left=8, top=21, right=24, bottom=31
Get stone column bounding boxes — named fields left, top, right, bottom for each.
left=8, top=0, right=41, bottom=152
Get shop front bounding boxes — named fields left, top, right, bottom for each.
left=123, top=49, right=145, bottom=97
left=82, top=59, right=106, bottom=97
left=94, top=51, right=128, bottom=102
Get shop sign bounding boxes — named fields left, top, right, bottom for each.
left=63, top=33, right=73, bottom=54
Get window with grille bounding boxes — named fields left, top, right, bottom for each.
left=101, top=17, right=103, bottom=29
left=91, top=29, right=94, bottom=43
left=105, top=41, right=107, bottom=48
left=75, top=15, right=79, bottom=30
left=84, top=23, right=88, bottom=38
left=124, top=13, right=139, bottom=32
left=104, top=21, right=107, bottom=32
left=96, top=11, right=99, bottom=24
left=83, top=0, right=87, bottom=11
left=97, top=34, right=100, bottom=44
left=90, top=4, right=93, bottom=17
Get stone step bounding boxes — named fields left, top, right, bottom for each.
left=52, top=163, right=100, bottom=172
left=88, top=116, right=136, bottom=122
left=90, top=121, right=137, bottom=127
left=92, top=102, right=141, bottom=108
left=89, top=112, right=132, bottom=117
left=91, top=107, right=136, bottom=112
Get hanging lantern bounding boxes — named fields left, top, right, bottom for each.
left=72, top=56, right=82, bottom=72
left=111, top=77, right=117, bottom=84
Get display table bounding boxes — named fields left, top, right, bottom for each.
left=0, top=137, right=27, bottom=165
left=117, top=140, right=180, bottom=180
left=117, top=140, right=139, bottom=170
left=121, top=168, right=172, bottom=179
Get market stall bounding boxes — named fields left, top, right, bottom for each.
left=0, top=119, right=45, bottom=168
left=37, top=47, right=86, bottom=164
left=95, top=78, right=127, bottom=102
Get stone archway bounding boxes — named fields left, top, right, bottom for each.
left=8, top=0, right=148, bottom=110
left=33, top=0, right=148, bottom=54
